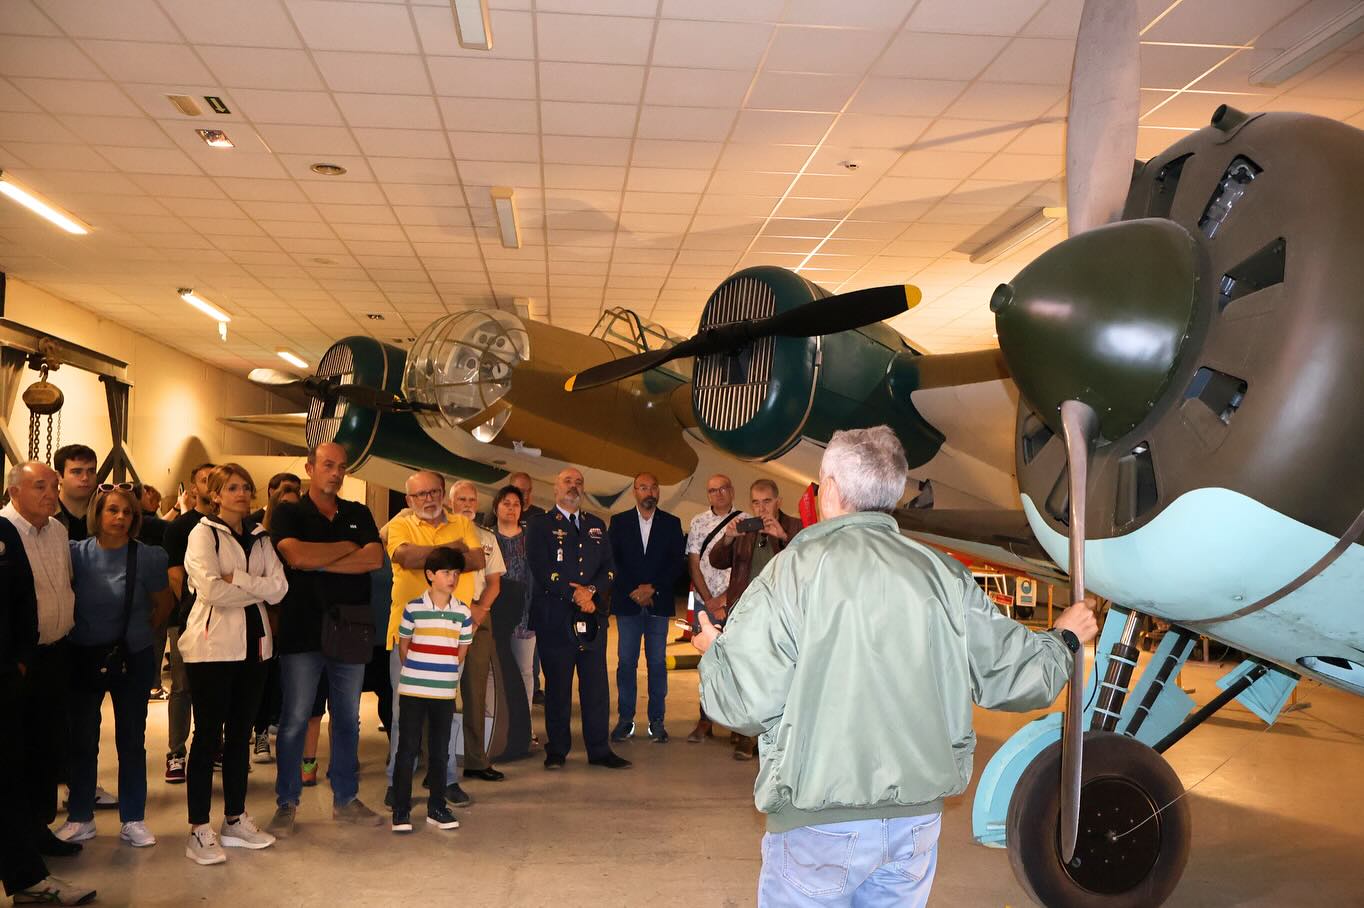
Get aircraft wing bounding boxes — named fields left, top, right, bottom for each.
left=894, top=507, right=1068, bottom=585
left=220, top=412, right=308, bottom=448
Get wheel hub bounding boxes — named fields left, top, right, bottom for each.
left=1063, top=777, right=1163, bottom=894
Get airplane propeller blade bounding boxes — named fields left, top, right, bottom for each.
left=566, top=283, right=919, bottom=392
left=1065, top=0, right=1141, bottom=236
left=247, top=367, right=305, bottom=387
left=1057, top=399, right=1099, bottom=865
left=248, top=367, right=428, bottom=413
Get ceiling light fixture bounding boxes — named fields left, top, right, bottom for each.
left=167, top=94, right=203, bottom=116
left=1249, top=4, right=1364, bottom=86
left=969, top=207, right=1065, bottom=264
left=277, top=349, right=308, bottom=370
left=491, top=186, right=521, bottom=249
left=178, top=288, right=232, bottom=322
left=366, top=313, right=386, bottom=320
left=310, top=163, right=347, bottom=176
left=451, top=0, right=493, bottom=50
left=0, top=170, right=90, bottom=235
left=196, top=129, right=234, bottom=148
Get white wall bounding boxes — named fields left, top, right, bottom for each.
left=4, top=278, right=294, bottom=494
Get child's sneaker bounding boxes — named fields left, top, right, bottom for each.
left=426, top=805, right=459, bottom=830
left=301, top=758, right=318, bottom=786
left=391, top=811, right=412, bottom=833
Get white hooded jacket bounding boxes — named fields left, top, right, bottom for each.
left=178, top=515, right=287, bottom=663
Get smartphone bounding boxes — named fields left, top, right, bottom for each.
left=688, top=591, right=722, bottom=634
left=737, top=516, right=764, bottom=533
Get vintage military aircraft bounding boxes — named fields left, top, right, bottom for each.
left=237, top=0, right=1364, bottom=903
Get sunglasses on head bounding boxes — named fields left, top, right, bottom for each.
left=98, top=482, right=136, bottom=492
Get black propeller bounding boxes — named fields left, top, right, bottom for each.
left=566, top=283, right=920, bottom=392
left=247, top=368, right=434, bottom=414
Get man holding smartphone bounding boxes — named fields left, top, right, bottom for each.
left=707, top=479, right=803, bottom=760
left=683, top=475, right=746, bottom=743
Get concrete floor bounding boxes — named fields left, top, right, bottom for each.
left=30, top=640, right=1364, bottom=908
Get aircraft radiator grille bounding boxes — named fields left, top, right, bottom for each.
left=693, top=276, right=775, bottom=432
left=306, top=342, right=354, bottom=447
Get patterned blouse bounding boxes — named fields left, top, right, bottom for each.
left=495, top=528, right=533, bottom=636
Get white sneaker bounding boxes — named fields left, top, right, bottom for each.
left=251, top=732, right=274, bottom=764
left=120, top=821, right=156, bottom=847
left=54, top=820, right=96, bottom=843
left=220, top=814, right=275, bottom=850
left=92, top=786, right=118, bottom=809
left=185, top=826, right=227, bottom=865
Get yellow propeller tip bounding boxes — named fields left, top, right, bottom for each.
left=563, top=375, right=576, bottom=392
left=903, top=285, right=923, bottom=309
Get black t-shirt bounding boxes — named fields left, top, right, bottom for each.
left=270, top=495, right=380, bottom=655
left=248, top=507, right=266, bottom=526
left=58, top=500, right=89, bottom=542
left=162, top=508, right=211, bottom=570
left=139, top=512, right=169, bottom=548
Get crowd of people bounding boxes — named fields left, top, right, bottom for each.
left=0, top=429, right=1097, bottom=907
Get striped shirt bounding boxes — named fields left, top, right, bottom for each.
left=397, top=591, right=473, bottom=700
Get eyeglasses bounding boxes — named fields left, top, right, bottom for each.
left=706, top=486, right=731, bottom=494
left=97, top=482, right=136, bottom=492
left=407, top=488, right=444, bottom=500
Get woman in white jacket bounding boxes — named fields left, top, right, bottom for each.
left=179, top=463, right=287, bottom=866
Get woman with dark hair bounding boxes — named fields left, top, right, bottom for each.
left=491, top=485, right=535, bottom=715
left=56, top=485, right=174, bottom=848
left=180, top=464, right=287, bottom=865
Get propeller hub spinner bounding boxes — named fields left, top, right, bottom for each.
left=994, top=218, right=1201, bottom=442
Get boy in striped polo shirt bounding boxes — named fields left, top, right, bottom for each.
left=392, top=548, right=472, bottom=833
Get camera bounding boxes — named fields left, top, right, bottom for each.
left=737, top=516, right=765, bottom=533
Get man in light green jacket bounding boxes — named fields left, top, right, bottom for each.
left=694, top=426, right=1098, bottom=907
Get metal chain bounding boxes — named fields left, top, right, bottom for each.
left=56, top=408, right=62, bottom=451
left=27, top=412, right=39, bottom=461
left=45, top=414, right=54, bottom=465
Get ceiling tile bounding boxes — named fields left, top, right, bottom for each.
left=314, top=52, right=431, bottom=94
left=981, top=37, right=1075, bottom=85
left=0, top=37, right=104, bottom=79
left=766, top=26, right=891, bottom=74
left=2, top=141, right=113, bottom=171
left=717, top=143, right=811, bottom=171
left=1, top=1, right=62, bottom=36
left=622, top=191, right=699, bottom=213
left=645, top=67, right=753, bottom=107
left=540, top=101, right=637, bottom=137
left=889, top=148, right=991, bottom=178
left=539, top=62, right=645, bottom=104
left=913, top=118, right=1027, bottom=152
left=1142, top=0, right=1307, bottom=46
left=631, top=138, right=722, bottom=169
left=0, top=80, right=42, bottom=112
left=457, top=160, right=540, bottom=186
left=278, top=153, right=374, bottom=181
left=943, top=81, right=1066, bottom=120
left=352, top=127, right=448, bottom=158
left=231, top=89, right=343, bottom=126
left=782, top=0, right=916, bottom=29
left=129, top=173, right=225, bottom=198
left=747, top=71, right=860, bottom=112
left=79, top=40, right=215, bottom=84
left=543, top=164, right=627, bottom=191
left=1140, top=43, right=1238, bottom=90
left=651, top=20, right=773, bottom=70
left=198, top=47, right=326, bottom=91
left=438, top=97, right=538, bottom=133
left=542, top=135, right=631, bottom=166
left=256, top=124, right=358, bottom=155
left=428, top=58, right=538, bottom=99
left=626, top=168, right=710, bottom=193
left=285, top=0, right=419, bottom=53
left=876, top=32, right=1010, bottom=80
left=449, top=130, right=540, bottom=162
left=367, top=156, right=461, bottom=184
left=95, top=145, right=202, bottom=175
left=413, top=8, right=535, bottom=60
left=825, top=113, right=930, bottom=149
left=336, top=93, right=441, bottom=129
left=9, top=77, right=142, bottom=117
left=37, top=0, right=180, bottom=41
left=637, top=105, right=736, bottom=141
left=730, top=109, right=834, bottom=144
left=158, top=0, right=303, bottom=48
left=2, top=112, right=83, bottom=143
left=907, top=0, right=1048, bottom=35
left=850, top=77, right=968, bottom=117
left=536, top=13, right=654, bottom=65
left=213, top=176, right=306, bottom=201
left=789, top=171, right=881, bottom=198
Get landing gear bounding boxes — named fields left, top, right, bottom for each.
left=1006, top=732, right=1191, bottom=907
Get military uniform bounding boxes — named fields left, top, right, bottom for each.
left=526, top=506, right=615, bottom=763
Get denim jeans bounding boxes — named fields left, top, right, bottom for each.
left=757, top=814, right=941, bottom=907
left=615, top=612, right=670, bottom=726
left=67, top=645, right=157, bottom=824
left=276, top=651, right=365, bottom=808
left=386, top=647, right=462, bottom=787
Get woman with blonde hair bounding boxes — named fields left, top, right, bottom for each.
left=179, top=464, right=287, bottom=865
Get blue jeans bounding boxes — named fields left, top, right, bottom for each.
left=615, top=612, right=670, bottom=726
left=758, top=814, right=941, bottom=907
left=67, top=645, right=157, bottom=823
left=386, top=647, right=461, bottom=787
left=276, top=651, right=365, bottom=808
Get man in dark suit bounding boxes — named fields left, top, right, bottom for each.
left=525, top=468, right=630, bottom=770
left=607, top=473, right=685, bottom=743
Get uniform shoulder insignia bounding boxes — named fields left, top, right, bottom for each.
left=550, top=571, right=560, bottom=581
left=588, top=526, right=603, bottom=539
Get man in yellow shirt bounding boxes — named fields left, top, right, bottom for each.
left=382, top=470, right=484, bottom=808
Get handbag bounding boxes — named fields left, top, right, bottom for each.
left=77, top=541, right=138, bottom=689
left=320, top=603, right=375, bottom=664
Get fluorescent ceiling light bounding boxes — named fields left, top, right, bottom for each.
left=196, top=129, right=234, bottom=148
left=178, top=288, right=232, bottom=323
left=0, top=171, right=89, bottom=235
left=278, top=349, right=308, bottom=370
left=970, top=207, right=1065, bottom=265
left=451, top=0, right=493, bottom=50
left=1250, top=4, right=1364, bottom=87
left=491, top=186, right=521, bottom=249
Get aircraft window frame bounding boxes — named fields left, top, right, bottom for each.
left=590, top=307, right=691, bottom=382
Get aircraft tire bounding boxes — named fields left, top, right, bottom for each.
left=1006, top=731, right=1191, bottom=907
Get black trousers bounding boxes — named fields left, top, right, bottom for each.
left=540, top=641, right=611, bottom=762
left=1, top=673, right=47, bottom=895
left=363, top=645, right=393, bottom=735
left=392, top=694, right=454, bottom=813
left=253, top=657, right=280, bottom=735
left=20, top=641, right=69, bottom=837
left=184, top=659, right=268, bottom=826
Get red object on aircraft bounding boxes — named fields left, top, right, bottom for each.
left=799, top=483, right=818, bottom=527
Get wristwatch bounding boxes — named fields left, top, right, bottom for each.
left=1054, top=628, right=1081, bottom=654
left=587, top=585, right=597, bottom=595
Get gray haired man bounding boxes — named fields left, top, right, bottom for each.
left=693, top=426, right=1097, bottom=907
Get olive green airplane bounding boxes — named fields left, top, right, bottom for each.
left=232, top=0, right=1364, bottom=904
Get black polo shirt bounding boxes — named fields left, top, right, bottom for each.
left=270, top=494, right=380, bottom=655
left=139, top=511, right=169, bottom=548
left=163, top=508, right=211, bottom=571
left=58, top=500, right=89, bottom=542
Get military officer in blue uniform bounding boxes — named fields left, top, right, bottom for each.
left=526, top=467, right=631, bottom=770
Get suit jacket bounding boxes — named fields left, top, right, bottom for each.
left=526, top=508, right=615, bottom=650
left=708, top=510, right=804, bottom=615
left=0, top=516, right=39, bottom=675
left=606, top=507, right=685, bottom=618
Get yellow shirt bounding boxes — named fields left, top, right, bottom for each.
left=385, top=512, right=481, bottom=648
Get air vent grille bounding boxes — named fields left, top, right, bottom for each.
left=693, top=277, right=776, bottom=432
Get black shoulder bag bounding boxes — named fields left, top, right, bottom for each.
left=77, top=541, right=138, bottom=689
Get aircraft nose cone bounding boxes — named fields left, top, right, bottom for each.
left=994, top=218, right=1202, bottom=441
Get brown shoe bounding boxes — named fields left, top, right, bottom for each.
left=687, top=720, right=712, bottom=744
left=733, top=748, right=755, bottom=762
left=734, top=735, right=757, bottom=760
